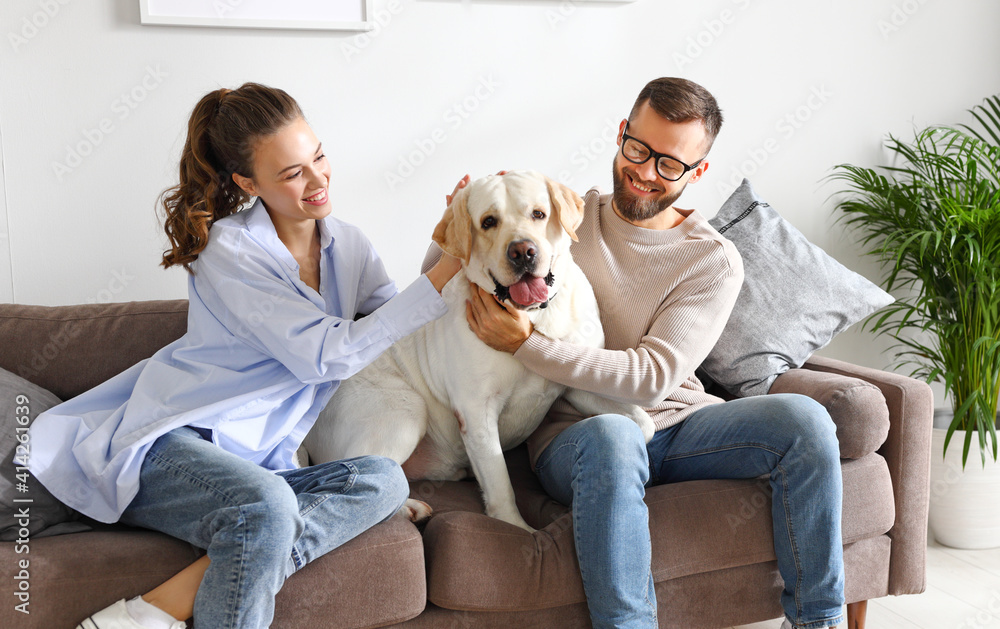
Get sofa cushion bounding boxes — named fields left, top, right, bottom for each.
left=0, top=526, right=199, bottom=628
left=770, top=368, right=891, bottom=459
left=273, top=512, right=427, bottom=629
left=0, top=512, right=425, bottom=629
left=699, top=179, right=894, bottom=398
left=0, top=300, right=188, bottom=401
left=410, top=446, right=571, bottom=528
left=0, top=366, right=90, bottom=540
left=421, top=448, right=894, bottom=611
left=399, top=535, right=891, bottom=629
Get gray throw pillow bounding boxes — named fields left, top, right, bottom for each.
left=1, top=367, right=90, bottom=540
left=700, top=179, right=894, bottom=397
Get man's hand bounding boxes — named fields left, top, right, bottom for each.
left=466, top=283, right=533, bottom=353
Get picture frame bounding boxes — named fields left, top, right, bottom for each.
left=139, top=0, right=374, bottom=32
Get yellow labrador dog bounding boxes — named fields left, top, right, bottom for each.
left=303, top=171, right=653, bottom=532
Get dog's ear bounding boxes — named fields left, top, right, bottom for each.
left=545, top=177, right=585, bottom=242
left=432, top=185, right=473, bottom=262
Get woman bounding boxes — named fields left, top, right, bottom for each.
left=27, top=83, right=461, bottom=629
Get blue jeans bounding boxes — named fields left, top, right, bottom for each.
left=535, top=394, right=845, bottom=629
left=119, top=426, right=410, bottom=629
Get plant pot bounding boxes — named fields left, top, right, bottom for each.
left=929, top=412, right=1000, bottom=549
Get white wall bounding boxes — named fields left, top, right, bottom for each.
left=2, top=0, right=999, bottom=401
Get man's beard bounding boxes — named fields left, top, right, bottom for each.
left=612, top=165, right=685, bottom=223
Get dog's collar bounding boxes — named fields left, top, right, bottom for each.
left=491, top=271, right=557, bottom=310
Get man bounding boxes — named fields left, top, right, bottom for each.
left=462, top=78, right=844, bottom=629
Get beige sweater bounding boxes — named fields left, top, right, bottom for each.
left=422, top=188, right=744, bottom=468
left=516, top=189, right=744, bottom=467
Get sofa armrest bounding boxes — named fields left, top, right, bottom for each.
left=770, top=368, right=890, bottom=459
left=800, top=354, right=933, bottom=596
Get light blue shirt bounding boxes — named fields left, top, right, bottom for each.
left=27, top=199, right=447, bottom=523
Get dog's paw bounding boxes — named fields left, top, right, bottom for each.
left=512, top=519, right=537, bottom=534
left=291, top=443, right=311, bottom=468
left=489, top=510, right=536, bottom=533
left=403, top=498, right=433, bottom=523
left=631, top=407, right=656, bottom=443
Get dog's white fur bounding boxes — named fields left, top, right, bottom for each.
left=303, top=171, right=654, bottom=532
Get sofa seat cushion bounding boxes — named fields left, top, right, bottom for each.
left=273, top=512, right=427, bottom=629
left=0, top=526, right=199, bottom=628
left=420, top=449, right=894, bottom=612
left=0, top=512, right=425, bottom=629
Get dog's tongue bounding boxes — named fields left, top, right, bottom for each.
left=509, top=276, right=549, bottom=306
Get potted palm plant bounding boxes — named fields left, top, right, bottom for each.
left=831, top=95, right=1000, bottom=548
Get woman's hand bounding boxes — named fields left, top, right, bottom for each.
left=445, top=171, right=506, bottom=206
left=446, top=175, right=471, bottom=206
left=466, top=283, right=533, bottom=353
left=425, top=252, right=463, bottom=293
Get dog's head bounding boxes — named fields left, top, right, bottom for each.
left=432, top=170, right=585, bottom=311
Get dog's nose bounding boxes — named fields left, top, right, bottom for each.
left=507, top=240, right=537, bottom=271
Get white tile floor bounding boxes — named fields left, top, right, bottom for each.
left=731, top=532, right=1000, bottom=629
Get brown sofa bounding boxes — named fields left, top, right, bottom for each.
left=0, top=300, right=933, bottom=629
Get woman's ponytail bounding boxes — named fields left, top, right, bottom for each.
left=160, top=83, right=303, bottom=273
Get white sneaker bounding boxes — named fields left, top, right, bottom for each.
left=780, top=619, right=837, bottom=629
left=76, top=599, right=186, bottom=629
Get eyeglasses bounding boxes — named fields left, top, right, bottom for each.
left=620, top=122, right=704, bottom=182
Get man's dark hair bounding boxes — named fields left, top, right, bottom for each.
left=628, top=77, right=724, bottom=150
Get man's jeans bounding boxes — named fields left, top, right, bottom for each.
left=120, top=426, right=410, bottom=629
left=534, top=393, right=845, bottom=629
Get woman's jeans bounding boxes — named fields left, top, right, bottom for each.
left=119, top=426, right=410, bottom=629
left=534, top=394, right=845, bottom=629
